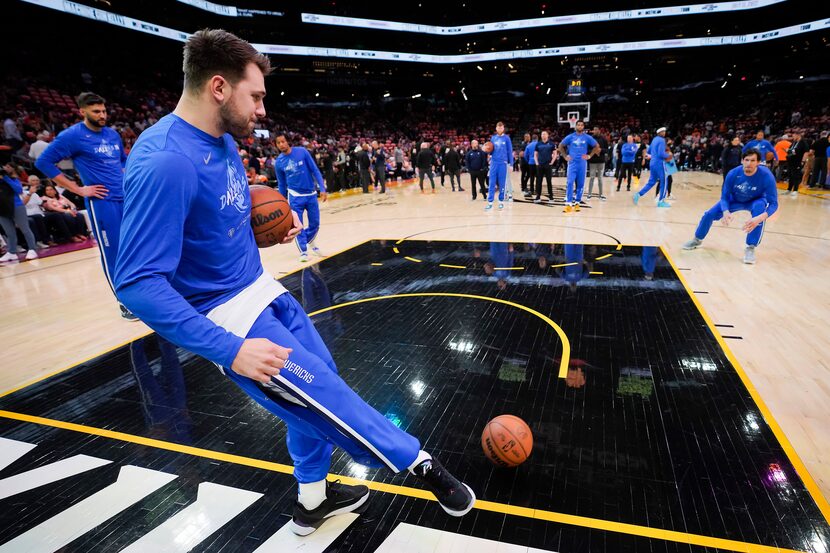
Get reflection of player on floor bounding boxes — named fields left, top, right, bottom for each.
left=557, top=121, right=600, bottom=213
left=115, top=29, right=475, bottom=538
left=35, top=92, right=136, bottom=320
left=485, top=121, right=513, bottom=211
left=682, top=149, right=778, bottom=264
left=633, top=127, right=672, bottom=208
left=275, top=134, right=327, bottom=263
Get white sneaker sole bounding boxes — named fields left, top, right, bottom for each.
left=288, top=490, right=369, bottom=536
left=437, top=483, right=476, bottom=517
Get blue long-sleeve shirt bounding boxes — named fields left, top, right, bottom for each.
left=743, top=139, right=778, bottom=161
left=560, top=131, right=598, bottom=163
left=490, top=133, right=513, bottom=165
left=115, top=114, right=263, bottom=369
left=621, top=143, right=639, bottom=163
left=648, top=136, right=672, bottom=166
left=524, top=141, right=538, bottom=166
left=35, top=122, right=126, bottom=201
left=275, top=147, right=326, bottom=198
left=2, top=176, right=24, bottom=207
left=535, top=140, right=555, bottom=165
left=720, top=165, right=778, bottom=217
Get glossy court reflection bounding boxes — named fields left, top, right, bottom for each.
left=0, top=240, right=827, bottom=553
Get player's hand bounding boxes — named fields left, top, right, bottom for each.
left=320, top=191, right=328, bottom=203
left=565, top=155, right=572, bottom=162
left=645, top=154, right=652, bottom=160
left=742, top=215, right=764, bottom=233
left=721, top=211, right=734, bottom=226
left=231, top=338, right=292, bottom=384
left=80, top=184, right=108, bottom=199
left=581, top=154, right=590, bottom=160
left=281, top=210, right=303, bottom=244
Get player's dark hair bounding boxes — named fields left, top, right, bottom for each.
left=183, top=29, right=272, bottom=91
left=76, top=92, right=106, bottom=108
left=742, top=148, right=762, bottom=161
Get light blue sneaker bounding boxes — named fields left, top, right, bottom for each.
left=498, top=202, right=504, bottom=210
left=657, top=200, right=671, bottom=208
left=485, top=203, right=493, bottom=211
left=632, top=193, right=640, bottom=205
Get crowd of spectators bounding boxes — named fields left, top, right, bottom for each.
left=2, top=77, right=828, bottom=259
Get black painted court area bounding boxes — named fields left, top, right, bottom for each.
left=0, top=240, right=828, bottom=553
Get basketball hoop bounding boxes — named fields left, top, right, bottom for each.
left=568, top=116, right=578, bottom=129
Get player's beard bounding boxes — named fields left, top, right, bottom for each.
left=219, top=95, right=255, bottom=139
left=85, top=113, right=105, bottom=129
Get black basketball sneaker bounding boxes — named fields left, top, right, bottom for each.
left=289, top=480, right=370, bottom=536
left=411, top=457, right=476, bottom=516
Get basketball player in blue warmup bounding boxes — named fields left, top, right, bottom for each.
left=633, top=126, right=672, bottom=208
left=275, top=134, right=327, bottom=263
left=742, top=130, right=778, bottom=165
left=557, top=120, right=600, bottom=213
left=114, top=29, right=475, bottom=537
left=485, top=121, right=513, bottom=211
left=35, top=92, right=135, bottom=320
left=682, top=149, right=778, bottom=264
left=616, top=135, right=639, bottom=191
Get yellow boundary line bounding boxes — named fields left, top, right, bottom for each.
left=439, top=263, right=467, bottom=269
left=306, top=292, right=570, bottom=379
left=660, top=245, right=830, bottom=525
left=0, top=409, right=806, bottom=553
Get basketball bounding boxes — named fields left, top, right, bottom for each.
left=481, top=414, right=533, bottom=467
left=482, top=141, right=494, bottom=153
left=766, top=151, right=775, bottom=161
left=249, top=185, right=293, bottom=248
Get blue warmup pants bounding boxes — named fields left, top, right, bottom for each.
left=566, top=161, right=588, bottom=204
left=637, top=162, right=667, bottom=201
left=289, top=194, right=320, bottom=254
left=488, top=162, right=508, bottom=203
left=223, top=293, right=420, bottom=483
left=86, top=197, right=123, bottom=297
left=694, top=199, right=768, bottom=247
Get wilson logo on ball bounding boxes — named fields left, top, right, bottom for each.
left=253, top=209, right=285, bottom=227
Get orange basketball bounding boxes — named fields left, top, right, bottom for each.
left=482, top=141, right=494, bottom=153
left=481, top=414, right=533, bottom=467
left=249, top=185, right=293, bottom=248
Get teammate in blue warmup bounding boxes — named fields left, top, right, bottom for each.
left=485, top=121, right=513, bottom=211
left=633, top=126, right=673, bottom=208
left=114, top=29, right=475, bottom=537
left=616, top=135, right=639, bottom=191
left=743, top=130, right=778, bottom=166
left=557, top=120, right=600, bottom=213
left=682, top=149, right=778, bottom=264
left=275, top=134, right=327, bottom=263
left=35, top=92, right=136, bottom=320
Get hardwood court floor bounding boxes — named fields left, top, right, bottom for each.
left=1, top=171, right=829, bottom=546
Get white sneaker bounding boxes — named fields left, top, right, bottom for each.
left=36, top=242, right=48, bottom=249
left=25, top=250, right=38, bottom=260
left=600, top=195, right=607, bottom=201
left=0, top=252, right=18, bottom=263
left=299, top=253, right=309, bottom=263
left=790, top=191, right=798, bottom=197
left=584, top=194, right=592, bottom=202
left=743, top=246, right=756, bottom=264
left=310, top=246, right=325, bottom=257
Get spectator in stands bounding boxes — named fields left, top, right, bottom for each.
left=41, top=183, right=87, bottom=242
left=22, top=176, right=51, bottom=247
left=28, top=131, right=51, bottom=162
left=3, top=114, right=23, bottom=151
left=0, top=163, right=38, bottom=262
